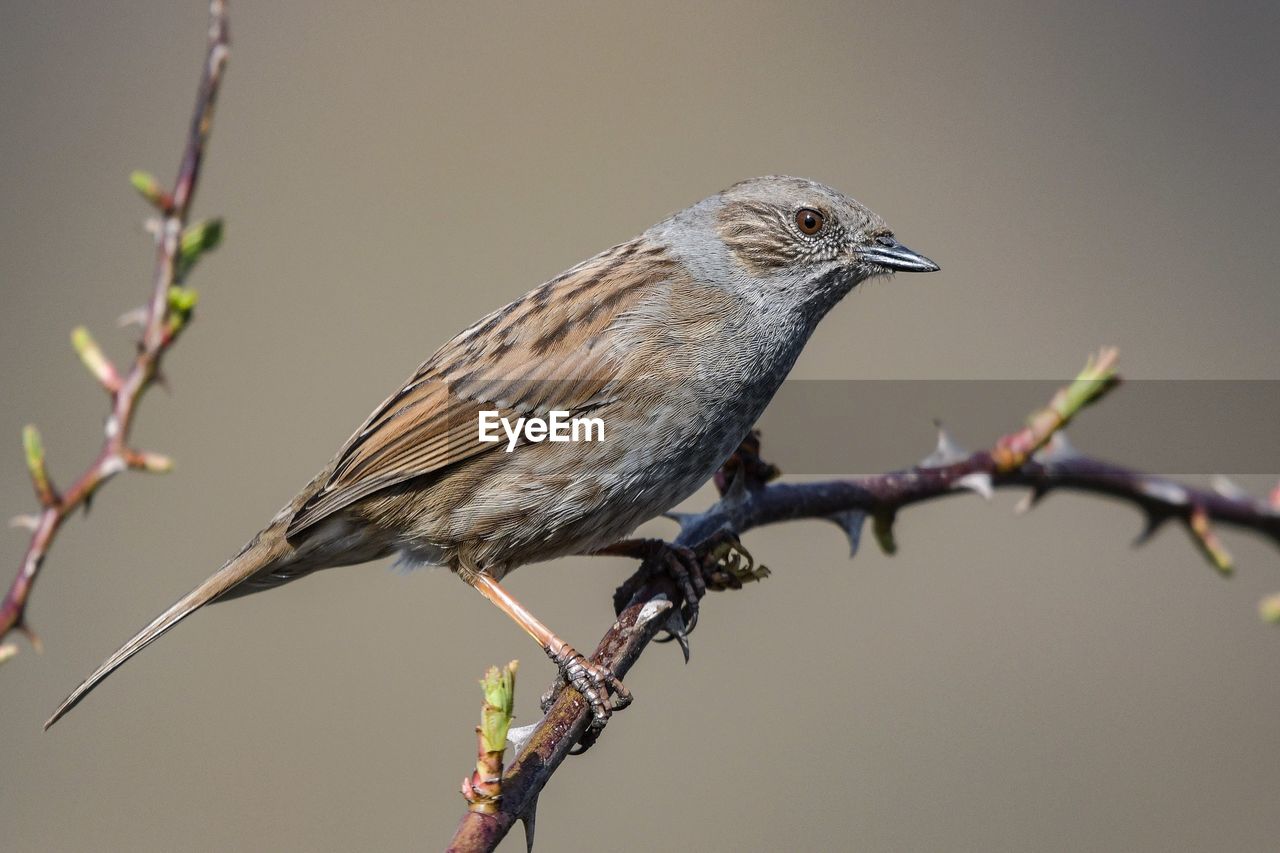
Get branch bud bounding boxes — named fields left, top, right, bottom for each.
left=1187, top=505, right=1233, bottom=576
left=872, top=510, right=898, bottom=555
left=70, top=326, right=122, bottom=393
left=165, top=286, right=200, bottom=336
left=22, top=425, right=56, bottom=507
left=993, top=347, right=1119, bottom=471
left=464, top=660, right=519, bottom=815
left=1260, top=593, right=1280, bottom=624
left=129, top=170, right=172, bottom=210
left=177, top=217, right=223, bottom=279
left=479, top=660, right=518, bottom=754
left=124, top=449, right=175, bottom=473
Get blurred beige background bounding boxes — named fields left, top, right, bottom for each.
left=2, top=1, right=1278, bottom=850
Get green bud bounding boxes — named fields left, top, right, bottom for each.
left=1260, top=593, right=1280, bottom=624
left=479, top=660, right=518, bottom=753
left=178, top=218, right=223, bottom=274
left=22, top=424, right=53, bottom=505
left=167, top=285, right=199, bottom=315
left=129, top=170, right=168, bottom=208
left=70, top=326, right=119, bottom=390
left=873, top=511, right=897, bottom=555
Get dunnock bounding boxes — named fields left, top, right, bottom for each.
left=47, top=175, right=937, bottom=730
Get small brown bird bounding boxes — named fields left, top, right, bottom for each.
left=46, top=176, right=937, bottom=730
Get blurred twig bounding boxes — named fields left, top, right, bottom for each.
left=446, top=348, right=1280, bottom=852
left=0, top=1, right=230, bottom=663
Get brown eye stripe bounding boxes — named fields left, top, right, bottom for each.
left=716, top=200, right=804, bottom=270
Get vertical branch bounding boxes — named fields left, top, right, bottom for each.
left=0, top=1, right=230, bottom=661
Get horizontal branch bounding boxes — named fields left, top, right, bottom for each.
left=446, top=349, right=1280, bottom=852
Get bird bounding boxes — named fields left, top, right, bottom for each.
left=45, top=175, right=938, bottom=731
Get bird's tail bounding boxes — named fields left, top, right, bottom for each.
left=44, top=525, right=291, bottom=730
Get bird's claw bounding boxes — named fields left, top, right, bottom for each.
left=607, top=539, right=705, bottom=638
left=608, top=534, right=767, bottom=647
left=542, top=642, right=631, bottom=735
left=652, top=543, right=705, bottom=640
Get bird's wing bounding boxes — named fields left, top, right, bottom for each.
left=286, top=237, right=679, bottom=538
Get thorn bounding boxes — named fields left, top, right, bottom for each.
left=662, top=511, right=700, bottom=530
left=144, top=217, right=163, bottom=238
left=1139, top=478, right=1189, bottom=507
left=825, top=509, right=866, bottom=557
left=1132, top=510, right=1169, bottom=547
left=8, top=514, right=40, bottom=531
left=720, top=466, right=749, bottom=509
left=921, top=421, right=969, bottom=467
left=872, top=510, right=897, bottom=556
left=955, top=472, right=994, bottom=500
left=1033, top=432, right=1080, bottom=466
left=0, top=643, right=17, bottom=665
left=634, top=597, right=674, bottom=630
left=521, top=792, right=540, bottom=853
left=505, top=720, right=540, bottom=757
left=117, top=306, right=148, bottom=328
left=1013, top=486, right=1048, bottom=515
left=1211, top=475, right=1249, bottom=501
left=1186, top=505, right=1233, bottom=576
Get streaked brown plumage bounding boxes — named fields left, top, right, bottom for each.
left=47, top=176, right=938, bottom=730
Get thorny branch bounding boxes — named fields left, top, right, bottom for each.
left=0, top=1, right=230, bottom=662
left=447, top=348, right=1280, bottom=852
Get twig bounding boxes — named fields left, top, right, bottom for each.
left=0, top=1, right=230, bottom=662
left=446, top=348, right=1280, bottom=851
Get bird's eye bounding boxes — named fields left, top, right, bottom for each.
left=795, top=208, right=825, bottom=236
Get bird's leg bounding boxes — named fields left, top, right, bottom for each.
left=469, top=573, right=631, bottom=731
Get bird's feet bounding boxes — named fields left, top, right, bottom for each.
left=605, top=532, right=769, bottom=641
left=605, top=539, right=705, bottom=633
left=541, top=641, right=631, bottom=733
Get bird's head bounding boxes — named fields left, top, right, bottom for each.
left=657, top=175, right=938, bottom=316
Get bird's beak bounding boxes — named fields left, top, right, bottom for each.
left=859, top=237, right=940, bottom=273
